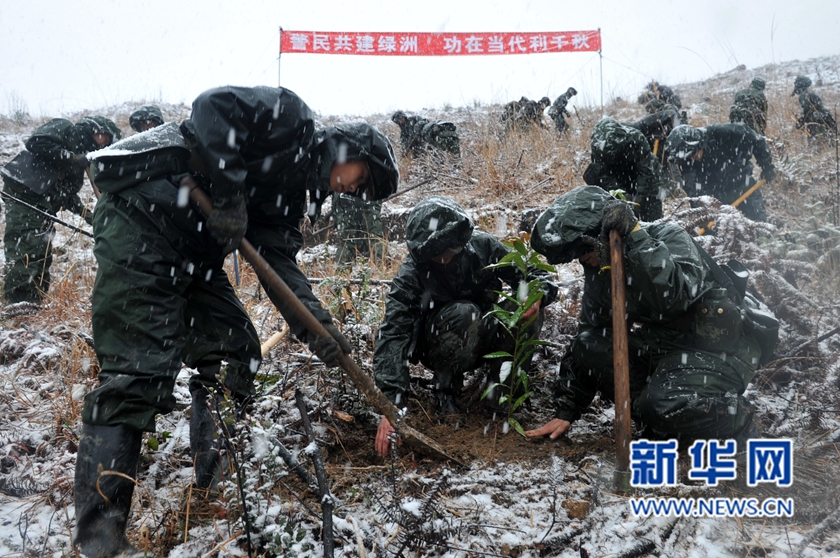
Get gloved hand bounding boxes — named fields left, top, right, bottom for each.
left=72, top=153, right=89, bottom=170
left=83, top=210, right=94, bottom=226
left=760, top=166, right=777, bottom=183
left=600, top=199, right=639, bottom=237
left=308, top=323, right=352, bottom=367
left=206, top=196, right=247, bottom=255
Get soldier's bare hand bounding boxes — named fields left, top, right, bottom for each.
left=376, top=416, right=400, bottom=456
left=525, top=418, right=571, bottom=439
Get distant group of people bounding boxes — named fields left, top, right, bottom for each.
left=499, top=87, right=578, bottom=135
left=3, top=71, right=831, bottom=557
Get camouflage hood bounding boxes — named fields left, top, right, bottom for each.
left=531, top=186, right=613, bottom=264
left=405, top=196, right=474, bottom=263
left=76, top=115, right=122, bottom=145
left=129, top=104, right=165, bottom=132
left=312, top=122, right=399, bottom=202
left=591, top=117, right=646, bottom=163
left=665, top=124, right=705, bottom=162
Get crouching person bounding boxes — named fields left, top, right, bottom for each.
left=524, top=186, right=776, bottom=446
left=374, top=197, right=557, bottom=456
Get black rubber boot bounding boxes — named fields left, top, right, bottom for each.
left=74, top=423, right=144, bottom=558
left=190, top=386, right=222, bottom=490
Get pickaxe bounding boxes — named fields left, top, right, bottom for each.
left=696, top=178, right=767, bottom=235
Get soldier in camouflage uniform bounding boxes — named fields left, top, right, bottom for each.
left=73, top=86, right=398, bottom=558
left=729, top=77, right=768, bottom=135
left=373, top=196, right=558, bottom=456
left=1, top=116, right=120, bottom=304
left=624, top=109, right=681, bottom=155
left=500, top=96, right=530, bottom=130
left=583, top=117, right=667, bottom=221
left=517, top=96, right=551, bottom=130
left=666, top=123, right=776, bottom=222
left=525, top=186, right=775, bottom=444
left=391, top=111, right=460, bottom=157
left=638, top=80, right=682, bottom=110
left=792, top=75, right=837, bottom=138
left=328, top=123, right=398, bottom=263
left=128, top=104, right=165, bottom=133
left=547, top=87, right=577, bottom=134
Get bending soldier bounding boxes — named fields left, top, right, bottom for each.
left=517, top=96, right=551, bottom=130
left=583, top=117, right=667, bottom=221
left=547, top=87, right=577, bottom=134
left=1, top=115, right=120, bottom=305
left=391, top=111, right=460, bottom=157
left=792, top=75, right=837, bottom=138
left=74, top=86, right=398, bottom=558
left=525, top=186, right=776, bottom=445
left=638, top=80, right=682, bottom=110
left=666, top=123, right=776, bottom=222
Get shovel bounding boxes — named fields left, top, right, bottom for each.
left=185, top=179, right=463, bottom=465
left=609, top=230, right=633, bottom=493
left=696, top=178, right=767, bottom=235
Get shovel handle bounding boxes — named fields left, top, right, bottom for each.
left=185, top=181, right=401, bottom=422
left=184, top=179, right=462, bottom=463
left=610, top=230, right=632, bottom=477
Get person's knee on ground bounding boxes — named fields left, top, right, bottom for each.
left=419, top=301, right=484, bottom=413
left=633, top=341, right=759, bottom=443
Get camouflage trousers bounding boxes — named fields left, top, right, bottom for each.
left=555, top=315, right=761, bottom=444
left=415, top=299, right=544, bottom=395
left=333, top=195, right=385, bottom=264
left=84, top=191, right=260, bottom=432
left=2, top=184, right=54, bottom=304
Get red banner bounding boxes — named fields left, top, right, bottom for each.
left=280, top=30, right=601, bottom=56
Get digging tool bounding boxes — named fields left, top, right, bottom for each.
left=731, top=178, right=766, bottom=209
left=696, top=178, right=767, bottom=235
left=261, top=324, right=290, bottom=357
left=0, top=190, right=93, bottom=238
left=184, top=178, right=463, bottom=465
left=652, top=138, right=660, bottom=157
left=609, top=229, right=633, bottom=493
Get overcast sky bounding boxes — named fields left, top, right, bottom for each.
left=1, top=0, right=838, bottom=119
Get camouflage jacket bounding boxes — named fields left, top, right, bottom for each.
left=730, top=87, right=768, bottom=134
left=799, top=91, right=838, bottom=131
left=396, top=115, right=430, bottom=152
left=531, top=186, right=712, bottom=329
left=4, top=118, right=100, bottom=213
left=547, top=92, right=574, bottom=121
left=585, top=118, right=667, bottom=219
left=374, top=200, right=558, bottom=405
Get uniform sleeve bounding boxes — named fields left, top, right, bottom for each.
left=374, top=261, right=424, bottom=406
left=632, top=151, right=666, bottom=220
left=24, top=119, right=78, bottom=173
left=749, top=130, right=773, bottom=172
left=622, top=224, right=707, bottom=322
